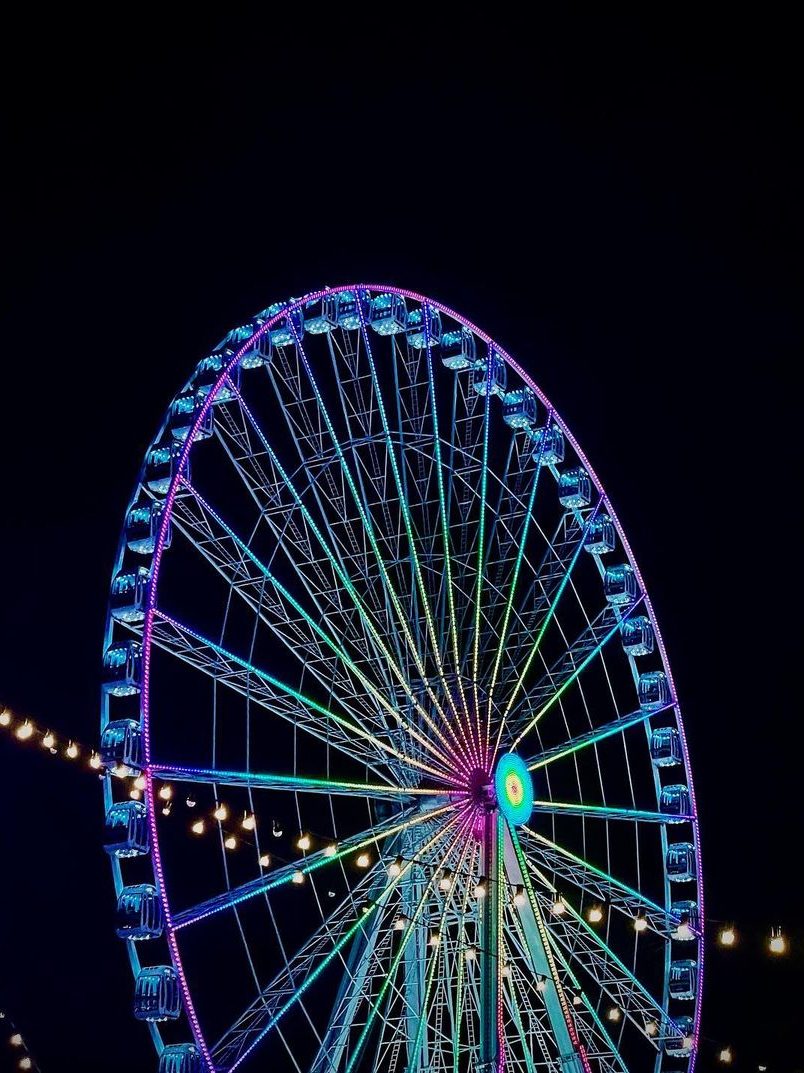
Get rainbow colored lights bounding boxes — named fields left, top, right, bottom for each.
left=495, top=754, right=534, bottom=827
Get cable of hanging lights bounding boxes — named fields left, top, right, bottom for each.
left=0, top=1010, right=41, bottom=1072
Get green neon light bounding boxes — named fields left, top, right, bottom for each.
left=472, top=353, right=494, bottom=758
left=527, top=707, right=655, bottom=771
left=150, top=764, right=440, bottom=797
left=532, top=800, right=681, bottom=823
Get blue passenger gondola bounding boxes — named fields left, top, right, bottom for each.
left=502, top=388, right=537, bottom=429
left=193, top=353, right=240, bottom=403
left=660, top=784, right=692, bottom=822
left=650, top=726, right=682, bottom=766
left=133, top=966, right=182, bottom=1022
left=145, top=442, right=185, bottom=496
left=584, top=515, right=616, bottom=555
left=100, top=718, right=143, bottom=771
left=159, top=1045, right=203, bottom=1073
left=638, top=670, right=671, bottom=711
left=558, top=468, right=593, bottom=509
left=530, top=425, right=565, bottom=466
left=110, top=567, right=150, bottom=624
left=603, top=563, right=638, bottom=605
left=666, top=842, right=697, bottom=882
left=440, top=328, right=476, bottom=370
left=472, top=350, right=507, bottom=397
left=406, top=307, right=442, bottom=349
left=126, top=501, right=171, bottom=555
left=671, top=900, right=701, bottom=940
left=116, top=884, right=163, bottom=940
left=370, top=293, right=408, bottom=335
left=304, top=296, right=338, bottom=335
left=269, top=307, right=304, bottom=347
left=621, top=616, right=654, bottom=656
left=169, top=391, right=213, bottom=442
left=665, top=1016, right=695, bottom=1056
left=335, top=290, right=368, bottom=330
left=669, top=959, right=698, bottom=1000
left=104, top=800, right=149, bottom=857
left=102, top=641, right=142, bottom=696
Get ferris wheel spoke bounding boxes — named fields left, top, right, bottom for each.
left=171, top=804, right=453, bottom=931
left=213, top=810, right=466, bottom=1071
left=525, top=703, right=671, bottom=773
left=485, top=409, right=554, bottom=723
left=498, top=497, right=604, bottom=739
left=531, top=800, right=691, bottom=824
left=503, top=821, right=589, bottom=1069
left=343, top=809, right=474, bottom=1073
left=221, top=379, right=475, bottom=779
left=508, top=597, right=645, bottom=753
left=500, top=957, right=539, bottom=1073
left=353, top=306, right=478, bottom=768
left=519, top=826, right=687, bottom=939
left=150, top=610, right=453, bottom=785
left=149, top=763, right=441, bottom=800
left=171, top=479, right=456, bottom=773
left=537, top=893, right=680, bottom=1048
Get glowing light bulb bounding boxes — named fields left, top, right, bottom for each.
left=297, top=833, right=311, bottom=851
left=607, top=1006, right=622, bottom=1023
left=134, top=775, right=146, bottom=791
left=474, top=876, right=487, bottom=899
left=42, top=731, right=55, bottom=749
left=645, top=1020, right=658, bottom=1037
left=439, top=868, right=452, bottom=892
left=769, top=928, right=787, bottom=954
left=551, top=897, right=566, bottom=916
left=10, top=1033, right=23, bottom=1046
left=65, top=741, right=79, bottom=759
left=191, top=819, right=205, bottom=835
left=224, top=835, right=237, bottom=850
left=465, top=944, right=477, bottom=960
left=19, top=1058, right=32, bottom=1071
left=633, top=914, right=648, bottom=933
left=535, top=975, right=547, bottom=992
left=258, top=853, right=271, bottom=868
left=513, top=884, right=526, bottom=907
left=292, top=869, right=305, bottom=885
left=16, top=722, right=33, bottom=741
left=241, top=813, right=256, bottom=831
left=572, top=993, right=582, bottom=1006
left=502, top=962, right=511, bottom=978
left=161, top=802, right=172, bottom=817
left=587, top=904, right=604, bottom=924
left=388, top=856, right=402, bottom=877
left=718, top=1046, right=733, bottom=1064
left=394, top=914, right=408, bottom=931
left=675, top=921, right=694, bottom=941
left=356, top=852, right=370, bottom=868
left=89, top=752, right=101, bottom=770
left=429, top=930, right=440, bottom=948
left=213, top=804, right=228, bottom=822
left=324, top=843, right=338, bottom=857
left=129, top=789, right=142, bottom=800
left=158, top=784, right=172, bottom=801
left=0, top=709, right=12, bottom=727
left=719, top=926, right=736, bottom=947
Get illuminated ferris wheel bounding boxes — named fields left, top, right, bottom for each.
left=99, top=285, right=703, bottom=1072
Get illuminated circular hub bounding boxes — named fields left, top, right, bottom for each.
left=495, top=753, right=534, bottom=826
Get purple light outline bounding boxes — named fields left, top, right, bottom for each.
left=143, top=283, right=702, bottom=1069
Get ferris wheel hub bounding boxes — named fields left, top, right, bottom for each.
left=494, top=753, right=534, bottom=827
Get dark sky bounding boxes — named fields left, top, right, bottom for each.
left=1, top=10, right=801, bottom=1073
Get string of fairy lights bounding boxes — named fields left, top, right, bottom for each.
left=0, top=1010, right=40, bottom=1072
left=0, top=703, right=793, bottom=1068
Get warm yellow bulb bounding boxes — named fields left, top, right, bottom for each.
left=129, top=789, right=142, bottom=800
left=213, top=804, right=228, bottom=822
left=19, top=1058, right=32, bottom=1071
left=324, top=843, right=337, bottom=857
left=607, top=1006, right=622, bottom=1023
left=133, top=775, right=146, bottom=791
left=429, top=931, right=440, bottom=948
left=356, top=852, right=370, bottom=868
left=241, top=813, right=256, bottom=831
left=259, top=853, right=271, bottom=868
left=717, top=1046, right=733, bottom=1064
left=224, top=835, right=237, bottom=850
left=158, top=784, right=173, bottom=801
left=719, top=926, right=736, bottom=947
left=0, top=709, right=12, bottom=727
left=513, top=885, right=526, bottom=907
left=535, top=976, right=547, bottom=992
left=388, top=858, right=402, bottom=877
left=587, top=905, right=604, bottom=924
left=42, top=731, right=56, bottom=749
left=297, top=833, right=311, bottom=851
left=65, top=741, right=79, bottom=759
left=16, top=722, right=34, bottom=741
left=292, top=869, right=305, bottom=884
left=572, top=993, right=582, bottom=1006
left=551, top=897, right=566, bottom=916
left=10, top=1033, right=23, bottom=1046
left=645, top=1020, right=658, bottom=1037
left=191, top=819, right=205, bottom=835
left=633, top=914, right=648, bottom=933
left=89, top=752, right=102, bottom=770
left=465, top=945, right=476, bottom=960
left=769, top=930, right=787, bottom=955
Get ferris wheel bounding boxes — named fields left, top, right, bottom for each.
left=99, top=285, right=703, bottom=1073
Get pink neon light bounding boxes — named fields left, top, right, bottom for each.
left=140, top=283, right=702, bottom=1069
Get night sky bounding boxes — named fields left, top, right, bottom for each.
left=1, top=11, right=801, bottom=1072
